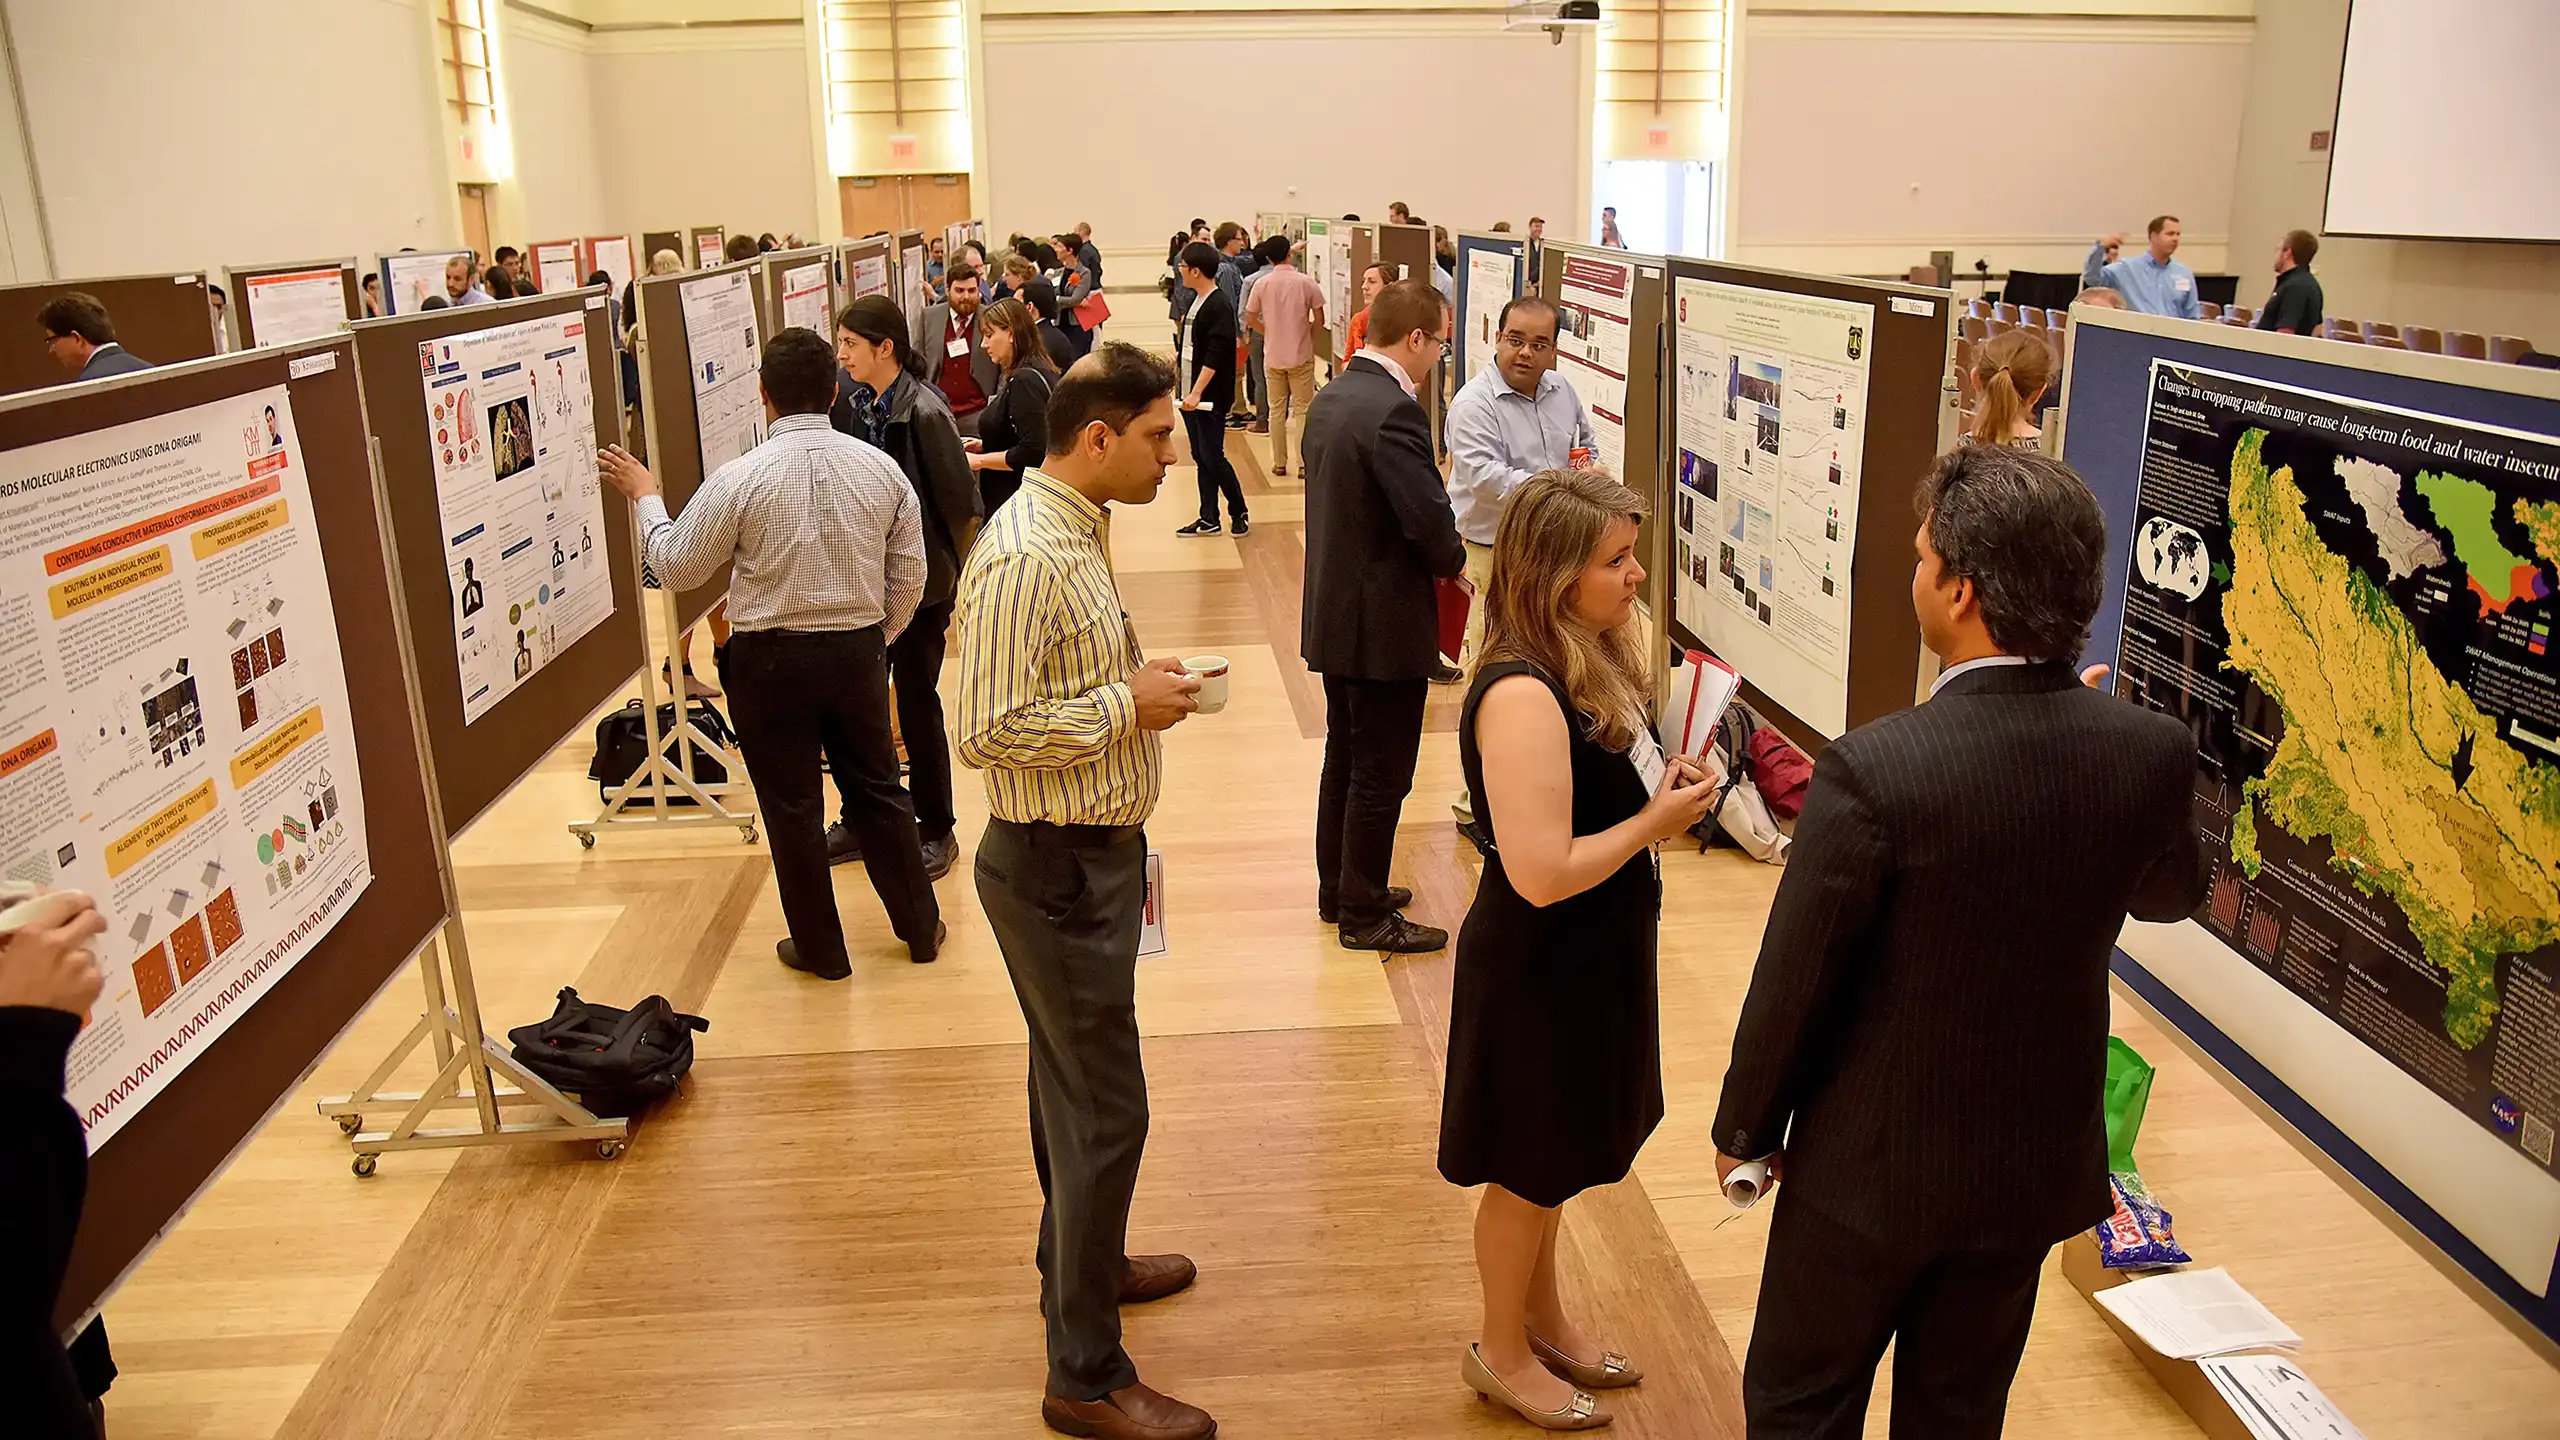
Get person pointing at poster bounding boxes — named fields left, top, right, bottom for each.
left=0, top=887, right=108, bottom=1438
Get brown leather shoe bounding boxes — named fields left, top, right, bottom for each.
left=1119, top=1253, right=1197, bottom=1305
left=1041, top=1382, right=1217, bottom=1439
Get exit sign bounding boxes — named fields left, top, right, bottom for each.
left=2309, top=129, right=2331, bottom=152
left=1645, top=125, right=1671, bottom=152
left=888, top=133, right=917, bottom=163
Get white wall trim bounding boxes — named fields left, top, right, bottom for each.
left=585, top=21, right=801, bottom=54
left=985, top=11, right=1528, bottom=42
left=1746, top=12, right=2252, bottom=42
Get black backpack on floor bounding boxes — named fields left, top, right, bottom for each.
left=588, top=698, right=737, bottom=803
left=508, top=987, right=708, bottom=1117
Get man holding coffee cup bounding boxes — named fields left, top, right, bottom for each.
left=950, top=342, right=1216, bottom=1440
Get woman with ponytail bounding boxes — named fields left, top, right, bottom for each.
left=1965, top=327, right=2055, bottom=450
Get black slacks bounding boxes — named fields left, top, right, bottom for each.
left=1744, top=1193, right=2046, bottom=1440
left=1183, top=405, right=1245, bottom=526
left=843, top=599, right=957, bottom=843
left=1314, top=674, right=1428, bottom=930
left=975, top=819, right=1152, bottom=1401
left=724, top=627, right=938, bottom=970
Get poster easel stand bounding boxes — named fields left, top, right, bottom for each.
left=318, top=443, right=628, bottom=1170
left=567, top=322, right=759, bottom=847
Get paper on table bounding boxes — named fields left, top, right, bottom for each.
left=2092, top=1268, right=2302, bottom=1360
left=2198, top=1355, right=2364, bottom=1440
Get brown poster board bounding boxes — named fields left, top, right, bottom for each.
left=28, top=338, right=449, bottom=1324
left=346, top=289, right=642, bottom=834
left=223, top=258, right=361, bottom=349
left=1344, top=223, right=1378, bottom=371
left=689, top=226, right=727, bottom=271
left=760, top=245, right=838, bottom=339
left=1375, top=223, right=1443, bottom=444
left=895, top=229, right=928, bottom=333
left=640, top=230, right=683, bottom=275
left=584, top=234, right=637, bottom=301
left=635, top=261, right=765, bottom=630
left=0, top=271, right=217, bottom=397
left=841, top=234, right=895, bottom=302
left=1659, top=257, right=1954, bottom=756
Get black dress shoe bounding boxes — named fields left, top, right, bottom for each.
left=1456, top=818, right=1493, bottom=857
left=920, top=833, right=959, bottom=880
left=910, top=919, right=947, bottom=965
left=1430, top=660, right=1464, bottom=685
left=1318, top=887, right=1410, bottom=925
left=1339, top=913, right=1448, bottom=955
left=778, top=937, right=851, bottom=980
left=825, top=820, right=861, bottom=865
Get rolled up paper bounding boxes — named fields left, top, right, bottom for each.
left=1723, top=1159, right=1772, bottom=1210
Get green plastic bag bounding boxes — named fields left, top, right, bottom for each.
left=2104, top=1036, right=2154, bottom=1174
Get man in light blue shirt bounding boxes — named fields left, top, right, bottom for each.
left=2081, top=215, right=2198, bottom=320
left=1446, top=293, right=1593, bottom=829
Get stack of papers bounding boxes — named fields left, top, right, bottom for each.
left=2090, top=1267, right=2302, bottom=1360
left=1663, top=649, right=1740, bottom=757
left=2198, top=1356, right=2365, bottom=1440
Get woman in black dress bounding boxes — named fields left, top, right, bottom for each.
left=966, top=296, right=1054, bottom=516
left=1440, top=470, right=1721, bottom=1430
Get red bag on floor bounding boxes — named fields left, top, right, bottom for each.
left=1435, top=577, right=1469, bottom=662
left=1745, top=726, right=1813, bottom=821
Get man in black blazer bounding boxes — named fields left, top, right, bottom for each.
left=1299, top=278, right=1466, bottom=953
left=37, top=293, right=152, bottom=384
left=1714, top=445, right=2207, bottom=1439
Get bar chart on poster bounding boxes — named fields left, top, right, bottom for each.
left=0, top=379, right=371, bottom=1148
left=417, top=310, right=614, bottom=724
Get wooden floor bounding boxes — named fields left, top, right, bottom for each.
left=93, top=404, right=2560, bottom=1438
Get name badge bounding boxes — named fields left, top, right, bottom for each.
left=2173, top=275, right=2192, bottom=292
left=947, top=335, right=970, bottom=358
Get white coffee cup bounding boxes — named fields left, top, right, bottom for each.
left=1185, top=655, right=1230, bottom=715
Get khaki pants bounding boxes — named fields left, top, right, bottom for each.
left=1452, top=538, right=1495, bottom=822
left=1269, top=360, right=1316, bottom=471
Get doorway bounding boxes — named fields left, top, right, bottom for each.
left=458, top=183, right=493, bottom=265
left=840, top=174, right=972, bottom=239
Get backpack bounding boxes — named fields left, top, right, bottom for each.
left=507, top=987, right=708, bottom=1117
left=588, top=698, right=737, bottom=803
left=1696, top=701, right=1791, bottom=864
left=1745, top=726, right=1814, bottom=823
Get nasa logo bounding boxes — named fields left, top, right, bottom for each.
left=2490, top=1095, right=2522, bottom=1133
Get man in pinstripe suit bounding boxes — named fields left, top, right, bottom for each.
left=1714, top=445, right=2209, bottom=1439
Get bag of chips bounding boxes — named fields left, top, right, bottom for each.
left=2094, top=1169, right=2193, bottom=1268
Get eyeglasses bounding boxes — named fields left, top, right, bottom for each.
left=1498, top=334, right=1555, bottom=355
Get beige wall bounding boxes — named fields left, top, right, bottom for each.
left=590, top=30, right=820, bottom=244
left=500, top=8, right=609, bottom=244
left=2228, top=0, right=2560, bottom=342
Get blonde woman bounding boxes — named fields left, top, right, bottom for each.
left=1965, top=327, right=2054, bottom=450
left=1440, top=470, right=1722, bottom=1430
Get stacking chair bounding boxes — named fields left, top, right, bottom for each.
left=2019, top=305, right=2047, bottom=328
left=2226, top=306, right=2254, bottom=326
left=2198, top=302, right=2222, bottom=321
left=1992, top=302, right=2019, bottom=324
left=1960, top=315, right=1990, bottom=343
left=2491, top=335, right=2535, bottom=364
left=2371, top=336, right=2409, bottom=350
left=2324, top=317, right=2360, bottom=341
left=2363, top=321, right=2400, bottom=346
left=1989, top=317, right=2016, bottom=337
left=2445, top=331, right=2488, bottom=360
left=2403, top=325, right=2443, bottom=353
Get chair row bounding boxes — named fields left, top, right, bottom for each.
left=1972, top=294, right=2534, bottom=364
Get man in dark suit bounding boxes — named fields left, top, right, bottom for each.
left=37, top=293, right=152, bottom=383
left=906, top=262, right=997, bottom=440
left=1714, top=444, right=2207, bottom=1439
left=1299, top=278, right=1466, bottom=954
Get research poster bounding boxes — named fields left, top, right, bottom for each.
left=1326, top=229, right=1353, bottom=349
left=682, top=268, right=764, bottom=485
left=242, top=268, right=349, bottom=348
left=694, top=231, right=724, bottom=271
left=850, top=250, right=891, bottom=301
left=1462, top=246, right=1517, bottom=387
left=900, top=241, right=929, bottom=333
left=1305, top=219, right=1332, bottom=333
left=533, top=242, right=582, bottom=295
left=1667, top=276, right=1874, bottom=739
left=0, top=382, right=372, bottom=1149
left=419, top=310, right=614, bottom=723
left=944, top=223, right=971, bottom=260
left=1553, top=253, right=1634, bottom=479
left=589, top=237, right=634, bottom=300
left=383, top=249, right=468, bottom=315
left=2115, top=363, right=2560, bottom=1197
left=780, top=261, right=830, bottom=335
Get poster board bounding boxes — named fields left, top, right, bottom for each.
left=585, top=235, right=635, bottom=302
left=634, top=261, right=763, bottom=631
left=2061, top=305, right=2560, bottom=1355
left=896, top=229, right=929, bottom=335
left=1658, top=257, right=1947, bottom=752
left=0, top=271, right=218, bottom=396
left=377, top=249, right=472, bottom=317
left=640, top=230, right=683, bottom=275
left=1375, top=224, right=1440, bottom=443
left=13, top=338, right=449, bottom=1326
left=223, top=258, right=359, bottom=350
left=347, top=290, right=641, bottom=835
left=943, top=221, right=971, bottom=261
left=842, top=234, right=895, bottom=302
left=690, top=226, right=726, bottom=271
left=1304, top=218, right=1334, bottom=365
left=1453, top=230, right=1527, bottom=392
left=1338, top=223, right=1376, bottom=372
left=530, top=240, right=583, bottom=296
left=761, top=245, right=837, bottom=338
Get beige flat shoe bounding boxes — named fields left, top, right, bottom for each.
left=1462, top=1344, right=1612, bottom=1430
left=1530, top=1333, right=1643, bottom=1389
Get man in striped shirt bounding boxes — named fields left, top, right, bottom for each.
left=598, top=328, right=944, bottom=976
left=952, top=343, right=1214, bottom=1440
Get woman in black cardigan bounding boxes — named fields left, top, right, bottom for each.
left=966, top=296, right=1056, bottom=516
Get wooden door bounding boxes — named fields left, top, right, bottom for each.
left=838, top=174, right=973, bottom=240
left=458, top=184, right=491, bottom=266
left=909, top=175, right=972, bottom=243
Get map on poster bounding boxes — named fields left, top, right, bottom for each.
left=683, top=268, right=765, bottom=485
left=1462, top=247, right=1517, bottom=387
left=2116, top=362, right=2560, bottom=1178
left=780, top=261, right=830, bottom=335
left=1667, top=276, right=1873, bottom=739
left=0, top=382, right=371, bottom=1149
left=242, top=268, right=348, bottom=348
left=1553, top=253, right=1633, bottom=480
left=419, top=310, right=613, bottom=723
left=851, top=251, right=891, bottom=300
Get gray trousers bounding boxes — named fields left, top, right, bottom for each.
left=975, top=817, right=1151, bottom=1400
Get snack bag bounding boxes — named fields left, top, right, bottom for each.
left=2094, top=1169, right=2193, bottom=1268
